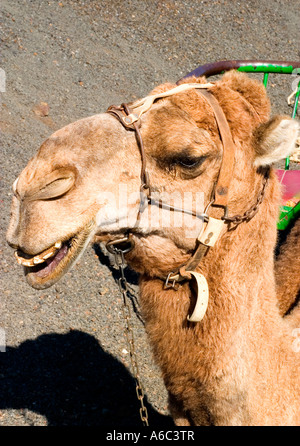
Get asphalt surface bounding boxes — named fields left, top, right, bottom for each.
left=0, top=0, right=299, bottom=427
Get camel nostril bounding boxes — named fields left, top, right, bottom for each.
left=6, top=240, right=19, bottom=250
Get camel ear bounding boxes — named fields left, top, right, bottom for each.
left=217, top=70, right=270, bottom=121
left=253, top=116, right=299, bottom=167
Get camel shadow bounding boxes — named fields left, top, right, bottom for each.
left=0, top=330, right=173, bottom=426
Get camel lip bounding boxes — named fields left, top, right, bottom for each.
left=22, top=220, right=96, bottom=289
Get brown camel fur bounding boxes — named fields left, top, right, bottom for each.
left=276, top=217, right=300, bottom=316
left=6, top=71, right=300, bottom=425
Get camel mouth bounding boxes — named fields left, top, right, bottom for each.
left=15, top=241, right=66, bottom=267
left=15, top=220, right=96, bottom=290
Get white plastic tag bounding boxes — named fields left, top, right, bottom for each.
left=198, top=217, right=226, bottom=247
left=187, top=271, right=209, bottom=322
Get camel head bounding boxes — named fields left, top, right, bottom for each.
left=6, top=71, right=299, bottom=289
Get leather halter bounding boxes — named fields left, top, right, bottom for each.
left=106, top=82, right=269, bottom=286
left=107, top=83, right=235, bottom=211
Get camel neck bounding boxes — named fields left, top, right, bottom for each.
left=138, top=220, right=279, bottom=425
left=135, top=169, right=280, bottom=338
left=132, top=171, right=287, bottom=425
left=139, top=218, right=278, bottom=341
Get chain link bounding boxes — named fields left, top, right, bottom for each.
left=113, top=248, right=149, bottom=426
left=222, top=170, right=269, bottom=226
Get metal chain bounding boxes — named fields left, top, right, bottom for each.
left=113, top=248, right=149, bottom=426
left=222, top=169, right=269, bottom=226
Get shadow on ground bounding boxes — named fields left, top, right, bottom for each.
left=0, top=330, right=173, bottom=426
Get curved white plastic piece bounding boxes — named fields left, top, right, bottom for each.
left=187, top=271, right=209, bottom=322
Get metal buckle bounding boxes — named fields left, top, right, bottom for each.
left=164, top=272, right=180, bottom=290
left=221, top=205, right=229, bottom=220
left=122, top=113, right=139, bottom=126
left=205, top=196, right=228, bottom=220
left=106, top=236, right=135, bottom=255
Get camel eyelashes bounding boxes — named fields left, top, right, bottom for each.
left=34, top=176, right=75, bottom=200
left=177, top=157, right=203, bottom=168
left=23, top=170, right=76, bottom=202
left=160, top=153, right=207, bottom=178
left=175, top=154, right=207, bottom=169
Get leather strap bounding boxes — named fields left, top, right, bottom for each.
left=166, top=216, right=227, bottom=284
left=197, top=89, right=236, bottom=207
left=107, top=104, right=150, bottom=192
left=165, top=90, right=236, bottom=284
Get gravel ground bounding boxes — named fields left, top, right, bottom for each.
left=0, top=0, right=299, bottom=427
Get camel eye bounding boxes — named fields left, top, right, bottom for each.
left=24, top=170, right=76, bottom=202
left=36, top=176, right=75, bottom=200
left=178, top=158, right=200, bottom=168
left=176, top=155, right=206, bottom=169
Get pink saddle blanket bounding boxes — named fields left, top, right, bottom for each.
left=276, top=169, right=300, bottom=205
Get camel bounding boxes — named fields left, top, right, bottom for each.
left=6, top=70, right=300, bottom=425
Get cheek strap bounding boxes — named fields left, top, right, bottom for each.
left=196, top=89, right=236, bottom=209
